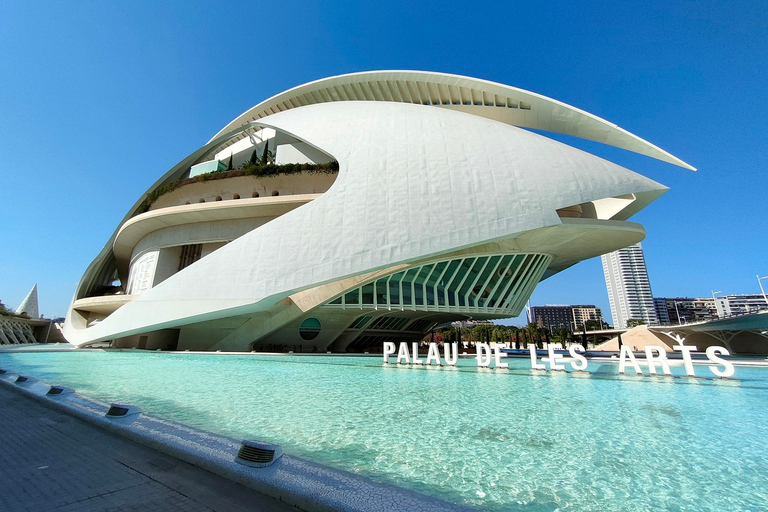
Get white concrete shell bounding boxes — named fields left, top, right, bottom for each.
left=212, top=70, right=695, bottom=170
left=64, top=71, right=691, bottom=351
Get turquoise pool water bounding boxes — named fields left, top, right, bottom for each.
left=1, top=349, right=767, bottom=511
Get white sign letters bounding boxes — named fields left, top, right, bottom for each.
left=383, top=342, right=736, bottom=379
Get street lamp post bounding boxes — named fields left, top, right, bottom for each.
left=757, top=275, right=768, bottom=309
left=711, top=290, right=722, bottom=319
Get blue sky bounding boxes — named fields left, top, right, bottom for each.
left=1, top=1, right=766, bottom=324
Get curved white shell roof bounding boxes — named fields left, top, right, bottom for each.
left=213, top=70, right=695, bottom=170
left=65, top=100, right=668, bottom=344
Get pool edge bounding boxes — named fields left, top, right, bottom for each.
left=0, top=370, right=476, bottom=512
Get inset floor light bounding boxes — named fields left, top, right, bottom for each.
left=236, top=440, right=283, bottom=467
left=105, top=403, right=141, bottom=418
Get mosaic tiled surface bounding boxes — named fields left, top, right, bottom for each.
left=0, top=371, right=475, bottom=512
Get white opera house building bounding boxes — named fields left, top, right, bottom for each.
left=63, top=71, right=693, bottom=352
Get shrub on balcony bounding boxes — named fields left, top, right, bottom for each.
left=135, top=161, right=339, bottom=214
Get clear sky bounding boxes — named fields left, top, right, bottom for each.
left=1, top=0, right=766, bottom=325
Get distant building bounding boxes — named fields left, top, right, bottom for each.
left=531, top=305, right=603, bottom=332
left=572, top=306, right=605, bottom=330
left=601, top=243, right=659, bottom=328
left=0, top=315, right=53, bottom=345
left=715, top=294, right=768, bottom=318
left=654, top=298, right=672, bottom=325
left=450, top=320, right=494, bottom=330
left=15, top=284, right=39, bottom=319
left=531, top=305, right=571, bottom=331
left=1, top=285, right=62, bottom=345
left=653, top=295, right=768, bottom=325
left=654, top=297, right=717, bottom=325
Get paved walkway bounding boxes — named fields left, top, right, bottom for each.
left=0, top=385, right=301, bottom=512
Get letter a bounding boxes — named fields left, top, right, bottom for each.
left=396, top=342, right=410, bottom=364
left=426, top=342, right=442, bottom=366
left=618, top=345, right=642, bottom=375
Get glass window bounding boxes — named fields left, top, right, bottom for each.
left=389, top=273, right=403, bottom=305
left=465, top=257, right=490, bottom=307
left=392, top=317, right=410, bottom=330
left=457, top=258, right=480, bottom=306
left=414, top=265, right=433, bottom=285
left=425, top=262, right=446, bottom=306
left=345, top=289, right=360, bottom=305
left=414, top=265, right=433, bottom=306
left=500, top=255, right=534, bottom=307
left=474, top=255, right=501, bottom=307
left=376, top=280, right=388, bottom=306
left=348, top=316, right=371, bottom=330
left=401, top=268, right=418, bottom=306
left=441, top=260, right=462, bottom=306
left=299, top=318, right=321, bottom=340
left=487, top=255, right=516, bottom=308
left=361, top=283, right=375, bottom=305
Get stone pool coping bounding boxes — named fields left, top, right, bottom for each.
left=0, top=368, right=475, bottom=512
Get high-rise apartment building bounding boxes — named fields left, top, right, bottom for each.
left=654, top=298, right=672, bottom=325
left=601, top=243, right=659, bottom=328
left=531, top=305, right=603, bottom=332
left=653, top=295, right=767, bottom=324
left=572, top=305, right=604, bottom=330
left=714, top=294, right=768, bottom=318
left=654, top=297, right=717, bottom=325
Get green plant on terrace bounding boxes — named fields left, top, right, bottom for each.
left=134, top=161, right=339, bottom=215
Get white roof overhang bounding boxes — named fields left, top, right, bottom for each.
left=212, top=70, right=695, bottom=170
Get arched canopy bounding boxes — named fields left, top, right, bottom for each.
left=212, top=70, right=695, bottom=171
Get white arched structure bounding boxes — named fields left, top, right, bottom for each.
left=64, top=71, right=693, bottom=352
left=213, top=71, right=695, bottom=170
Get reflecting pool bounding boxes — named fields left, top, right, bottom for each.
left=1, top=349, right=767, bottom=511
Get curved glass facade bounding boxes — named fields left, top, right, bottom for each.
left=325, top=253, right=551, bottom=317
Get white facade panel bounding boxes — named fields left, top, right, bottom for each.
left=126, top=250, right=158, bottom=296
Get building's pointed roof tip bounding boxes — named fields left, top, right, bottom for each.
left=16, top=284, right=40, bottom=319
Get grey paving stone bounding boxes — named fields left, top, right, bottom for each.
left=0, top=385, right=300, bottom=512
